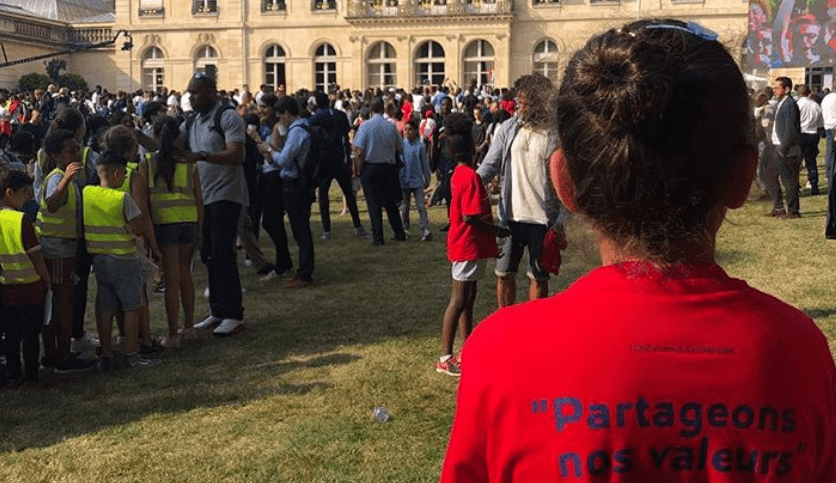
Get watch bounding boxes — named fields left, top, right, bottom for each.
left=197, top=151, right=209, bottom=161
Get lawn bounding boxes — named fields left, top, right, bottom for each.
left=1, top=178, right=834, bottom=483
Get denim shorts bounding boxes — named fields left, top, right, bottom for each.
left=92, top=255, right=142, bottom=312
left=494, top=221, right=549, bottom=281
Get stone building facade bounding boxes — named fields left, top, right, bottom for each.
left=0, top=0, right=762, bottom=92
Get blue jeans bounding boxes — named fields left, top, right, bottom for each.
left=400, top=186, right=428, bottom=232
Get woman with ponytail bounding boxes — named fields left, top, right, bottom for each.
left=138, top=115, right=203, bottom=348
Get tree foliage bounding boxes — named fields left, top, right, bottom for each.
left=46, top=59, right=67, bottom=82
left=18, top=73, right=50, bottom=92
left=59, top=73, right=88, bottom=93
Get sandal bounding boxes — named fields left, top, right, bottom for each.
left=178, top=327, right=198, bottom=340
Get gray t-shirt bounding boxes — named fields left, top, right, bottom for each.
left=184, top=101, right=248, bottom=206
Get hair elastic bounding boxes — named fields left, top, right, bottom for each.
left=642, top=21, right=719, bottom=42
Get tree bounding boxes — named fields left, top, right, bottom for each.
left=18, top=73, right=50, bottom=92
left=59, top=73, right=88, bottom=93
left=45, top=59, right=67, bottom=83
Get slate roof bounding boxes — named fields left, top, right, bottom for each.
left=0, top=0, right=114, bottom=23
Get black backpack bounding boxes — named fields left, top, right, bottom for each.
left=183, top=103, right=235, bottom=149
left=288, top=123, right=328, bottom=190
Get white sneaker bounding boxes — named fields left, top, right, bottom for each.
left=244, top=258, right=253, bottom=267
left=213, top=319, right=245, bottom=336
left=321, top=231, right=331, bottom=240
left=194, top=315, right=222, bottom=329
left=258, top=270, right=278, bottom=282
left=71, top=334, right=100, bottom=352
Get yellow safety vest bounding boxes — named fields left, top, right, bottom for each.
left=83, top=186, right=136, bottom=256
left=37, top=146, right=90, bottom=186
left=35, top=168, right=78, bottom=239
left=117, top=154, right=144, bottom=194
left=146, top=153, right=198, bottom=225
left=0, top=209, right=41, bottom=285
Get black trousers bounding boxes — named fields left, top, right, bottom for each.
left=800, top=133, right=820, bottom=190
left=2, top=304, right=43, bottom=381
left=318, top=162, right=362, bottom=233
left=283, top=178, right=315, bottom=281
left=201, top=201, right=244, bottom=320
left=261, top=171, right=293, bottom=273
left=361, top=163, right=405, bottom=245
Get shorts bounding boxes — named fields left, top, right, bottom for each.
left=451, top=259, right=486, bottom=282
left=155, top=222, right=199, bottom=245
left=44, top=256, right=76, bottom=286
left=494, top=221, right=549, bottom=281
left=92, top=255, right=142, bottom=312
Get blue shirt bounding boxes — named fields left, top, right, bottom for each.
left=400, top=137, right=429, bottom=189
left=352, top=114, right=401, bottom=165
left=267, top=117, right=310, bottom=181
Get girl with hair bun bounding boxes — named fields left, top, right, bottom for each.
left=441, top=19, right=836, bottom=482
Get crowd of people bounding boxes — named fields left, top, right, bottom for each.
left=0, top=71, right=542, bottom=387
left=1, top=16, right=835, bottom=481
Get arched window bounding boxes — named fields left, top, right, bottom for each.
left=195, top=45, right=218, bottom=78
left=264, top=45, right=286, bottom=89
left=415, top=41, right=445, bottom=86
left=142, top=46, right=165, bottom=92
left=463, top=39, right=494, bottom=88
left=533, top=39, right=559, bottom=82
left=314, top=43, right=337, bottom=92
left=367, top=42, right=396, bottom=89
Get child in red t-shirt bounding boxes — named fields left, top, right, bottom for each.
left=437, top=114, right=509, bottom=377
left=441, top=20, right=836, bottom=482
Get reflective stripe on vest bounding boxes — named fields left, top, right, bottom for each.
left=0, top=209, right=40, bottom=285
left=35, top=168, right=78, bottom=239
left=83, top=186, right=136, bottom=255
left=147, top=153, right=198, bottom=225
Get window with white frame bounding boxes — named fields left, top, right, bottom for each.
left=533, top=39, right=559, bottom=82
left=142, top=46, right=165, bottom=92
left=367, top=42, right=396, bottom=89
left=463, top=39, right=494, bottom=88
left=415, top=41, right=445, bottom=86
left=139, top=0, right=164, bottom=16
left=194, top=0, right=218, bottom=14
left=313, top=0, right=337, bottom=9
left=195, top=45, right=218, bottom=78
left=263, top=0, right=287, bottom=11
left=314, top=44, right=337, bottom=92
left=265, top=45, right=286, bottom=89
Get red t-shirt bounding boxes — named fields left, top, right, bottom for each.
left=1, top=216, right=47, bottom=306
left=447, top=164, right=498, bottom=262
left=441, top=262, right=836, bottom=482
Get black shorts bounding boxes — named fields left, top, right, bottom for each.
left=155, top=222, right=199, bottom=246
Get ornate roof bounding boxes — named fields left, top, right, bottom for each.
left=0, top=0, right=114, bottom=23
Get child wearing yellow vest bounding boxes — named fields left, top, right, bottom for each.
left=0, top=169, right=51, bottom=387
left=36, top=129, right=96, bottom=372
left=139, top=116, right=203, bottom=348
left=83, top=152, right=161, bottom=370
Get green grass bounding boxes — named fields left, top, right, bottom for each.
left=1, top=179, right=835, bottom=483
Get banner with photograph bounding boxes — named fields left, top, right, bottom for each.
left=748, top=0, right=836, bottom=68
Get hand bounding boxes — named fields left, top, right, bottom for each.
left=496, top=226, right=510, bottom=238
left=182, top=151, right=200, bottom=163
left=64, top=162, right=83, bottom=180
left=257, top=142, right=272, bottom=156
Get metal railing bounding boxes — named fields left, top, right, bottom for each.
left=346, top=0, right=512, bottom=17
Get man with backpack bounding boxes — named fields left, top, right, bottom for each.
left=308, top=91, right=367, bottom=240
left=184, top=72, right=249, bottom=336
left=257, top=96, right=315, bottom=288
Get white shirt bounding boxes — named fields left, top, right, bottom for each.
left=508, top=126, right=549, bottom=225
left=180, top=92, right=192, bottom=112
left=797, top=96, right=823, bottom=134
left=821, top=92, right=836, bottom=130
left=166, top=94, right=179, bottom=107
left=771, top=97, right=787, bottom=146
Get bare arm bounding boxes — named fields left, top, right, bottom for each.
left=463, top=214, right=510, bottom=237
left=45, top=162, right=82, bottom=213
left=193, top=169, right=204, bottom=244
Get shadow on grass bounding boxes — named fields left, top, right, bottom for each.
left=0, top=210, right=598, bottom=452
left=801, top=307, right=836, bottom=319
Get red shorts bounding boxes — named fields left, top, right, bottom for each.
left=45, top=257, right=76, bottom=286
